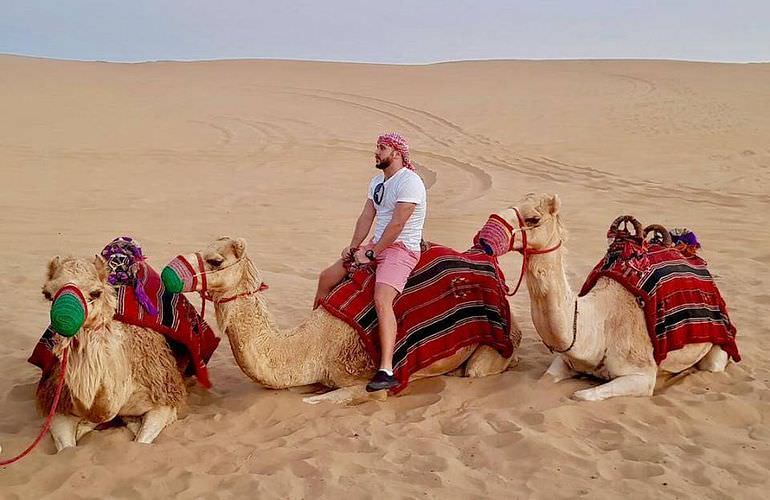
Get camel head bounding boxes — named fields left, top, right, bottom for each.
left=162, top=237, right=254, bottom=296
left=43, top=255, right=116, bottom=337
left=495, top=193, right=565, bottom=253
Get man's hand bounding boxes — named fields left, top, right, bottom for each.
left=341, top=246, right=357, bottom=260
left=353, top=248, right=373, bottom=265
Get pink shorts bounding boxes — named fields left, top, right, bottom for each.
left=362, top=241, right=420, bottom=293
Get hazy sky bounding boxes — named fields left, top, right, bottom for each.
left=2, top=1, right=768, bottom=63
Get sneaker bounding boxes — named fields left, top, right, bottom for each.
left=366, top=370, right=398, bottom=392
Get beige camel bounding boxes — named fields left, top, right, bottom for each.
left=39, top=256, right=185, bottom=451
left=498, top=193, right=729, bottom=401
left=169, top=237, right=521, bottom=405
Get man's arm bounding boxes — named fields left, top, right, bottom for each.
left=349, top=199, right=376, bottom=248
left=371, top=202, right=416, bottom=255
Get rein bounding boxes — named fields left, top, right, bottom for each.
left=503, top=207, right=563, bottom=296
left=545, top=300, right=579, bottom=354
left=493, top=207, right=575, bottom=354
left=187, top=254, right=268, bottom=317
left=0, top=347, right=69, bottom=467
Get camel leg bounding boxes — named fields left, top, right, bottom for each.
left=75, top=420, right=98, bottom=441
left=540, top=356, right=577, bottom=383
left=124, top=416, right=142, bottom=439
left=697, top=345, right=729, bottom=372
left=303, top=385, right=384, bottom=405
left=134, top=406, right=176, bottom=444
left=465, top=346, right=516, bottom=377
left=50, top=414, right=80, bottom=452
left=572, top=373, right=655, bottom=401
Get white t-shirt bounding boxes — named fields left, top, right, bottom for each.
left=367, top=167, right=427, bottom=252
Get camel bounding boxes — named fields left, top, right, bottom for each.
left=498, top=193, right=730, bottom=401
left=38, top=255, right=186, bottom=451
left=164, top=237, right=521, bottom=405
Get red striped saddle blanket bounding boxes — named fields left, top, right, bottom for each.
left=321, top=243, right=514, bottom=393
left=29, top=262, right=220, bottom=387
left=579, top=240, right=739, bottom=364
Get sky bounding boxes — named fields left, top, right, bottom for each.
left=1, top=0, right=768, bottom=64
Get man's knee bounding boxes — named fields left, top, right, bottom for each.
left=319, top=261, right=343, bottom=282
left=319, top=266, right=334, bottom=282
left=374, top=285, right=398, bottom=311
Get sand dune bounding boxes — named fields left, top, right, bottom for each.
left=1, top=55, right=769, bottom=498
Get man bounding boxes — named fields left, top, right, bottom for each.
left=314, top=133, right=427, bottom=392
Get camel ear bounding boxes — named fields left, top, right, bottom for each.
left=47, top=256, right=62, bottom=280
left=233, top=238, right=247, bottom=259
left=547, top=194, right=561, bottom=215
left=93, top=255, right=109, bottom=282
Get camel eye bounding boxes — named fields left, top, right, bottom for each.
left=525, top=216, right=541, bottom=225
left=207, top=258, right=224, bottom=268
left=42, top=290, right=53, bottom=301
left=89, top=290, right=102, bottom=300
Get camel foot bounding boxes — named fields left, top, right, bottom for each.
left=465, top=346, right=516, bottom=377
left=572, top=373, right=655, bottom=401
left=302, top=385, right=382, bottom=405
left=697, top=345, right=729, bottom=372
left=75, top=420, right=98, bottom=441
left=135, top=406, right=177, bottom=444
left=124, top=417, right=142, bottom=439
left=540, top=356, right=576, bottom=384
left=50, top=415, right=80, bottom=452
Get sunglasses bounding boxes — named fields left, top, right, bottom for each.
left=373, top=182, right=385, bottom=205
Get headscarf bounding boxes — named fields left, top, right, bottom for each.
left=377, top=132, right=413, bottom=170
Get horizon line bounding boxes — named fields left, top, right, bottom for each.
left=2, top=52, right=769, bottom=66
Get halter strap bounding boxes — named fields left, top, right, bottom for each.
left=189, top=253, right=268, bottom=318
left=212, top=283, right=270, bottom=304
left=505, top=207, right=563, bottom=296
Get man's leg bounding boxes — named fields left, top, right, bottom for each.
left=366, top=282, right=400, bottom=392
left=373, top=283, right=399, bottom=372
left=365, top=244, right=420, bottom=392
left=313, top=259, right=348, bottom=309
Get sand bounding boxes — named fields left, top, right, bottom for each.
left=0, top=55, right=769, bottom=499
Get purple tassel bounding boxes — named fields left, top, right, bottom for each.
left=134, top=280, right=159, bottom=317
left=671, top=228, right=701, bottom=248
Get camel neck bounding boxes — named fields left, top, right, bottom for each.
left=525, top=248, right=576, bottom=352
left=64, top=323, right=130, bottom=414
left=214, top=266, right=315, bottom=389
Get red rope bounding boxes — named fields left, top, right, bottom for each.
left=0, top=347, right=69, bottom=467
left=196, top=253, right=208, bottom=320
left=506, top=207, right=562, bottom=296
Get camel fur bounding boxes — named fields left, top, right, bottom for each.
left=175, top=237, right=521, bottom=405
left=499, top=193, right=729, bottom=401
left=38, top=255, right=185, bottom=451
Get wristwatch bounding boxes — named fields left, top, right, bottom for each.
left=365, top=249, right=376, bottom=260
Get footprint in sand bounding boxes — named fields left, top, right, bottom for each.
left=409, top=454, right=449, bottom=473
left=289, top=459, right=321, bottom=479
left=596, top=456, right=665, bottom=480
left=519, top=411, right=545, bottom=427
left=590, top=428, right=625, bottom=452
left=484, top=413, right=523, bottom=434
left=619, top=443, right=666, bottom=464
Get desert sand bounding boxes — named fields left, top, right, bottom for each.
left=1, top=55, right=769, bottom=498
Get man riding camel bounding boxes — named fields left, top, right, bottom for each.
left=314, top=133, right=427, bottom=392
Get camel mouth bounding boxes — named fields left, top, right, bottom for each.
left=50, top=284, right=88, bottom=337
left=161, top=255, right=200, bottom=294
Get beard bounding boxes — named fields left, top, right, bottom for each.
left=375, top=154, right=393, bottom=170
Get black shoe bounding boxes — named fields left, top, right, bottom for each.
left=366, top=370, right=398, bottom=392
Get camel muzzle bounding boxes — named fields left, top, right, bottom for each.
left=161, top=255, right=200, bottom=294
left=49, top=284, right=88, bottom=337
